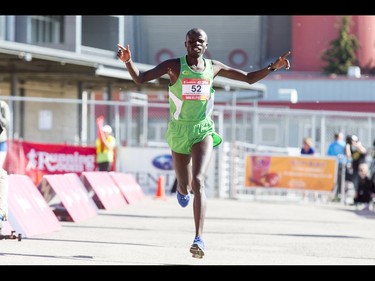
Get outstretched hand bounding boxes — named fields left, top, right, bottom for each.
left=117, top=44, right=131, bottom=63
left=273, top=51, right=291, bottom=70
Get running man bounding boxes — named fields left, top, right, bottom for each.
left=117, top=28, right=290, bottom=258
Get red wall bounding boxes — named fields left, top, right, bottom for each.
left=353, top=16, right=375, bottom=71
left=291, top=16, right=375, bottom=72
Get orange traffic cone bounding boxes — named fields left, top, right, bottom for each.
left=154, top=175, right=166, bottom=200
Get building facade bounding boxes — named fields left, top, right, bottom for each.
left=0, top=15, right=374, bottom=147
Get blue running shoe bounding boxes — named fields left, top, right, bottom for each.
left=176, top=191, right=190, bottom=208
left=190, top=236, right=205, bottom=259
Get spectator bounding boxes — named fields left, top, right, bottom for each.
left=326, top=132, right=346, bottom=198
left=354, top=162, right=375, bottom=211
left=96, top=124, right=116, bottom=172
left=301, top=137, right=315, bottom=155
left=346, top=134, right=367, bottom=192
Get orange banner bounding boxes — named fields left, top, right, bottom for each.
left=244, top=154, right=337, bottom=191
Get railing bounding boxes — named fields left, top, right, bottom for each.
left=1, top=95, right=375, bottom=203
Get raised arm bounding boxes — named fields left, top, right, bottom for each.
left=214, top=51, right=291, bottom=84
left=117, top=44, right=173, bottom=85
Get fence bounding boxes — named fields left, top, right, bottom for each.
left=2, top=94, right=375, bottom=201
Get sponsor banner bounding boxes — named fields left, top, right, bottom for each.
left=41, top=174, right=98, bottom=222
left=109, top=172, right=145, bottom=204
left=3, top=140, right=215, bottom=196
left=81, top=171, right=128, bottom=210
left=118, top=147, right=175, bottom=194
left=118, top=146, right=216, bottom=196
left=4, top=139, right=96, bottom=185
left=7, top=175, right=61, bottom=238
left=244, top=154, right=337, bottom=191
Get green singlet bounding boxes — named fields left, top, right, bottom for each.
left=166, top=56, right=222, bottom=154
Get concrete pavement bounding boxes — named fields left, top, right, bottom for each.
left=1, top=195, right=375, bottom=265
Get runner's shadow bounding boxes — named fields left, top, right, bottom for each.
left=351, top=209, right=375, bottom=219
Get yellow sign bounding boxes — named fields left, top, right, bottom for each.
left=244, top=154, right=337, bottom=191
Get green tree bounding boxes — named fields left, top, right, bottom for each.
left=321, top=16, right=360, bottom=75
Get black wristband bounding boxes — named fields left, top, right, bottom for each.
left=267, top=63, right=276, bottom=72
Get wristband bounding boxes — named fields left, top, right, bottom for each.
left=267, top=63, right=276, bottom=71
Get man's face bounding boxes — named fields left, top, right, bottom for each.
left=185, top=32, right=208, bottom=57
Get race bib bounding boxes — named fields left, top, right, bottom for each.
left=182, top=78, right=210, bottom=100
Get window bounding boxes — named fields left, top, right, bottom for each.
left=31, top=16, right=64, bottom=44
left=81, top=16, right=119, bottom=52
left=0, top=16, right=5, bottom=40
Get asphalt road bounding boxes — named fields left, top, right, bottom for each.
left=1, top=194, right=375, bottom=265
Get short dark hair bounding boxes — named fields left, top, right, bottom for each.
left=186, top=28, right=207, bottom=40
left=346, top=135, right=352, bottom=144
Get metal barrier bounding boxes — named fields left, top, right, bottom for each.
left=2, top=95, right=375, bottom=202
left=1, top=95, right=375, bottom=153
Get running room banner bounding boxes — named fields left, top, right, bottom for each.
left=4, top=139, right=96, bottom=185
left=244, top=154, right=337, bottom=191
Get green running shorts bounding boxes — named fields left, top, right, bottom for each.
left=166, top=118, right=222, bottom=154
